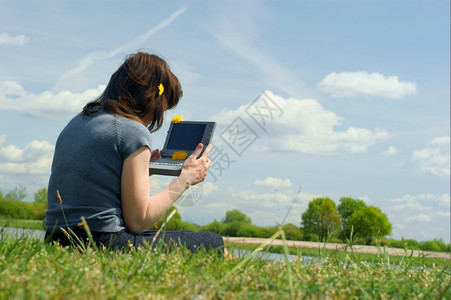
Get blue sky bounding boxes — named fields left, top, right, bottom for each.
left=0, top=0, right=449, bottom=242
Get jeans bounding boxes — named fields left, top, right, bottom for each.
left=45, top=228, right=224, bottom=253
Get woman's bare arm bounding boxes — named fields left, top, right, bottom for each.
left=121, top=143, right=212, bottom=234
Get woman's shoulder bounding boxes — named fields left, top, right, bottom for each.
left=114, top=114, right=149, bottom=133
left=113, top=116, right=152, bottom=158
left=112, top=114, right=151, bottom=144
left=72, top=111, right=151, bottom=142
left=84, top=112, right=146, bottom=131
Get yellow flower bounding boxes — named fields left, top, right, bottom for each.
left=171, top=115, right=184, bottom=123
left=171, top=151, right=188, bottom=161
left=158, top=83, right=164, bottom=96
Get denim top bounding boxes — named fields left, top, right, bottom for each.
left=45, top=112, right=152, bottom=233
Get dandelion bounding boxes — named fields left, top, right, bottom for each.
left=171, top=151, right=188, bottom=161
left=171, top=115, right=184, bottom=123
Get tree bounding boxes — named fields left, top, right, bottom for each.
left=5, top=184, right=27, bottom=201
left=199, top=220, right=227, bottom=235
left=0, top=199, right=37, bottom=219
left=221, top=209, right=252, bottom=224
left=301, top=197, right=342, bottom=242
left=281, top=224, right=303, bottom=241
left=34, top=188, right=48, bottom=220
left=347, top=206, right=392, bottom=244
left=34, top=188, right=48, bottom=204
left=337, top=197, right=366, bottom=240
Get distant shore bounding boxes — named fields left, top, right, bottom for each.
left=224, top=236, right=451, bottom=260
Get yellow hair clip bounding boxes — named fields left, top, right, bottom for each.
left=158, top=83, right=164, bottom=96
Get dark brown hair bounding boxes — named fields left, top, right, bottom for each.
left=82, top=52, right=182, bottom=132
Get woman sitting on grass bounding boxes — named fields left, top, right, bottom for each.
left=44, top=52, right=224, bottom=254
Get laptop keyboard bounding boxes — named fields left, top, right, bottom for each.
left=151, top=162, right=182, bottom=167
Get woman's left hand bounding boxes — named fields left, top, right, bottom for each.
left=150, top=149, right=162, bottom=161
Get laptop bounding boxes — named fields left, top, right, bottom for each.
left=148, top=121, right=216, bottom=176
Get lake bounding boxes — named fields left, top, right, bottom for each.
left=0, top=227, right=45, bottom=240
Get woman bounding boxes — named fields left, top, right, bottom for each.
left=44, top=52, right=224, bottom=253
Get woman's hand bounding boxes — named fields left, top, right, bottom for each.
left=179, top=143, right=213, bottom=186
left=150, top=149, right=162, bottom=161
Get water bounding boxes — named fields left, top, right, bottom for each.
left=0, top=227, right=45, bottom=241
left=232, top=248, right=321, bottom=263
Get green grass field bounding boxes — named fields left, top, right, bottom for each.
left=1, top=229, right=450, bottom=299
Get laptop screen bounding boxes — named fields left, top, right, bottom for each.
left=166, top=123, right=207, bottom=151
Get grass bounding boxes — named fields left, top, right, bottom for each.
left=1, top=230, right=450, bottom=299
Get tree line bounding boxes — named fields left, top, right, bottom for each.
left=0, top=184, right=47, bottom=220
left=0, top=185, right=449, bottom=252
left=301, top=197, right=392, bottom=245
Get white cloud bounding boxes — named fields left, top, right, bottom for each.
left=392, top=201, right=430, bottom=211
left=390, top=193, right=450, bottom=211
left=0, top=8, right=189, bottom=117
left=358, top=196, right=370, bottom=204
left=383, top=146, right=398, bottom=156
left=0, top=139, right=54, bottom=163
left=391, top=193, right=446, bottom=204
left=0, top=136, right=54, bottom=175
left=430, top=136, right=450, bottom=146
left=211, top=90, right=388, bottom=154
left=437, top=211, right=451, bottom=217
left=436, top=194, right=451, bottom=206
left=411, top=136, right=450, bottom=177
left=149, top=175, right=169, bottom=194
left=148, top=177, right=219, bottom=208
left=150, top=176, right=219, bottom=192
left=394, top=223, right=405, bottom=230
left=202, top=182, right=220, bottom=195
left=0, top=33, right=29, bottom=46
left=317, top=71, right=417, bottom=99
left=386, top=193, right=450, bottom=242
left=178, top=183, right=321, bottom=226
left=204, top=201, right=234, bottom=210
left=254, top=177, right=292, bottom=189
left=227, top=189, right=294, bottom=208
left=0, top=81, right=105, bottom=120
left=229, top=187, right=316, bottom=219
left=406, top=213, right=431, bottom=223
